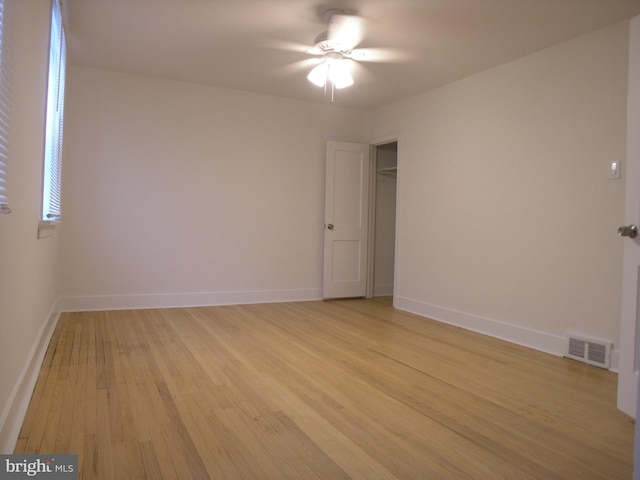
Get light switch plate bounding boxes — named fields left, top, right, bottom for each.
left=609, top=161, right=621, bottom=179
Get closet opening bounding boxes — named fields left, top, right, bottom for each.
left=369, top=141, right=397, bottom=298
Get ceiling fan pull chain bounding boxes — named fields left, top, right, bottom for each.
left=329, top=63, right=334, bottom=102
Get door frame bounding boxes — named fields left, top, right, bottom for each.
left=618, top=14, right=640, bottom=420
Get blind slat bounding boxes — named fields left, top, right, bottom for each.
left=0, top=0, right=11, bottom=215
left=42, top=0, right=66, bottom=221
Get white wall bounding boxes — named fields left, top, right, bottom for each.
left=59, top=67, right=365, bottom=310
left=366, top=22, right=628, bottom=357
left=0, top=0, right=62, bottom=453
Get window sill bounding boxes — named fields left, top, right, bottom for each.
left=37, top=220, right=58, bottom=239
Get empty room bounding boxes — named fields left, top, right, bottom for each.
left=2, top=0, right=640, bottom=478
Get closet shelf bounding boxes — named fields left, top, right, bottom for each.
left=377, top=167, right=397, bottom=178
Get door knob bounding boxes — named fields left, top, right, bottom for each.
left=327, top=224, right=334, bottom=230
left=618, top=225, right=638, bottom=238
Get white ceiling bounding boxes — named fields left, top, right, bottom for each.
left=61, top=0, right=640, bottom=110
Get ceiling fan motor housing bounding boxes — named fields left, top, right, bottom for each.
left=313, top=31, right=332, bottom=52
left=322, top=8, right=345, bottom=22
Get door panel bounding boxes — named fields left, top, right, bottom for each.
left=323, top=141, right=370, bottom=299
left=333, top=153, right=365, bottom=226
left=331, top=240, right=362, bottom=282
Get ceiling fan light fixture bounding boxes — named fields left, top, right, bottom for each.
left=304, top=8, right=364, bottom=94
left=307, top=54, right=353, bottom=89
left=329, top=60, right=353, bottom=89
left=307, top=62, right=329, bottom=87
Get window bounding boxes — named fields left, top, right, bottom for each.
left=0, top=0, right=11, bottom=216
left=41, top=0, right=66, bottom=222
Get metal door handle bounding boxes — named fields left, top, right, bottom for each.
left=618, top=225, right=638, bottom=238
left=327, top=224, right=334, bottom=230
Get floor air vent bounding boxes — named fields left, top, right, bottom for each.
left=565, top=334, right=612, bottom=369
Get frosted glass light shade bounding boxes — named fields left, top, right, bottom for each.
left=329, top=62, right=353, bottom=89
left=307, top=59, right=353, bottom=89
left=307, top=63, right=329, bottom=87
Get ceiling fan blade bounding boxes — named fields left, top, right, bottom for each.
left=305, top=45, right=325, bottom=56
left=349, top=48, right=418, bottom=63
left=260, top=38, right=312, bottom=55
left=271, top=58, right=321, bottom=77
left=328, top=14, right=364, bottom=51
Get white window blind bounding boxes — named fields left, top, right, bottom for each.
left=0, top=0, right=12, bottom=215
left=42, top=0, right=66, bottom=221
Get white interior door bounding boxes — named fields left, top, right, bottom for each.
left=323, top=141, right=370, bottom=299
left=618, top=15, right=640, bottom=420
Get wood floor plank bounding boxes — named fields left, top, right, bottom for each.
left=15, top=298, right=634, bottom=479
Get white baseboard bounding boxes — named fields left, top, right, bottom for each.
left=394, top=295, right=567, bottom=358
left=0, top=302, right=60, bottom=454
left=58, top=288, right=324, bottom=312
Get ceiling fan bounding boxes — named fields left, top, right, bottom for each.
left=305, top=8, right=367, bottom=92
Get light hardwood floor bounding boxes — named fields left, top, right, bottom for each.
left=16, top=297, right=634, bottom=479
